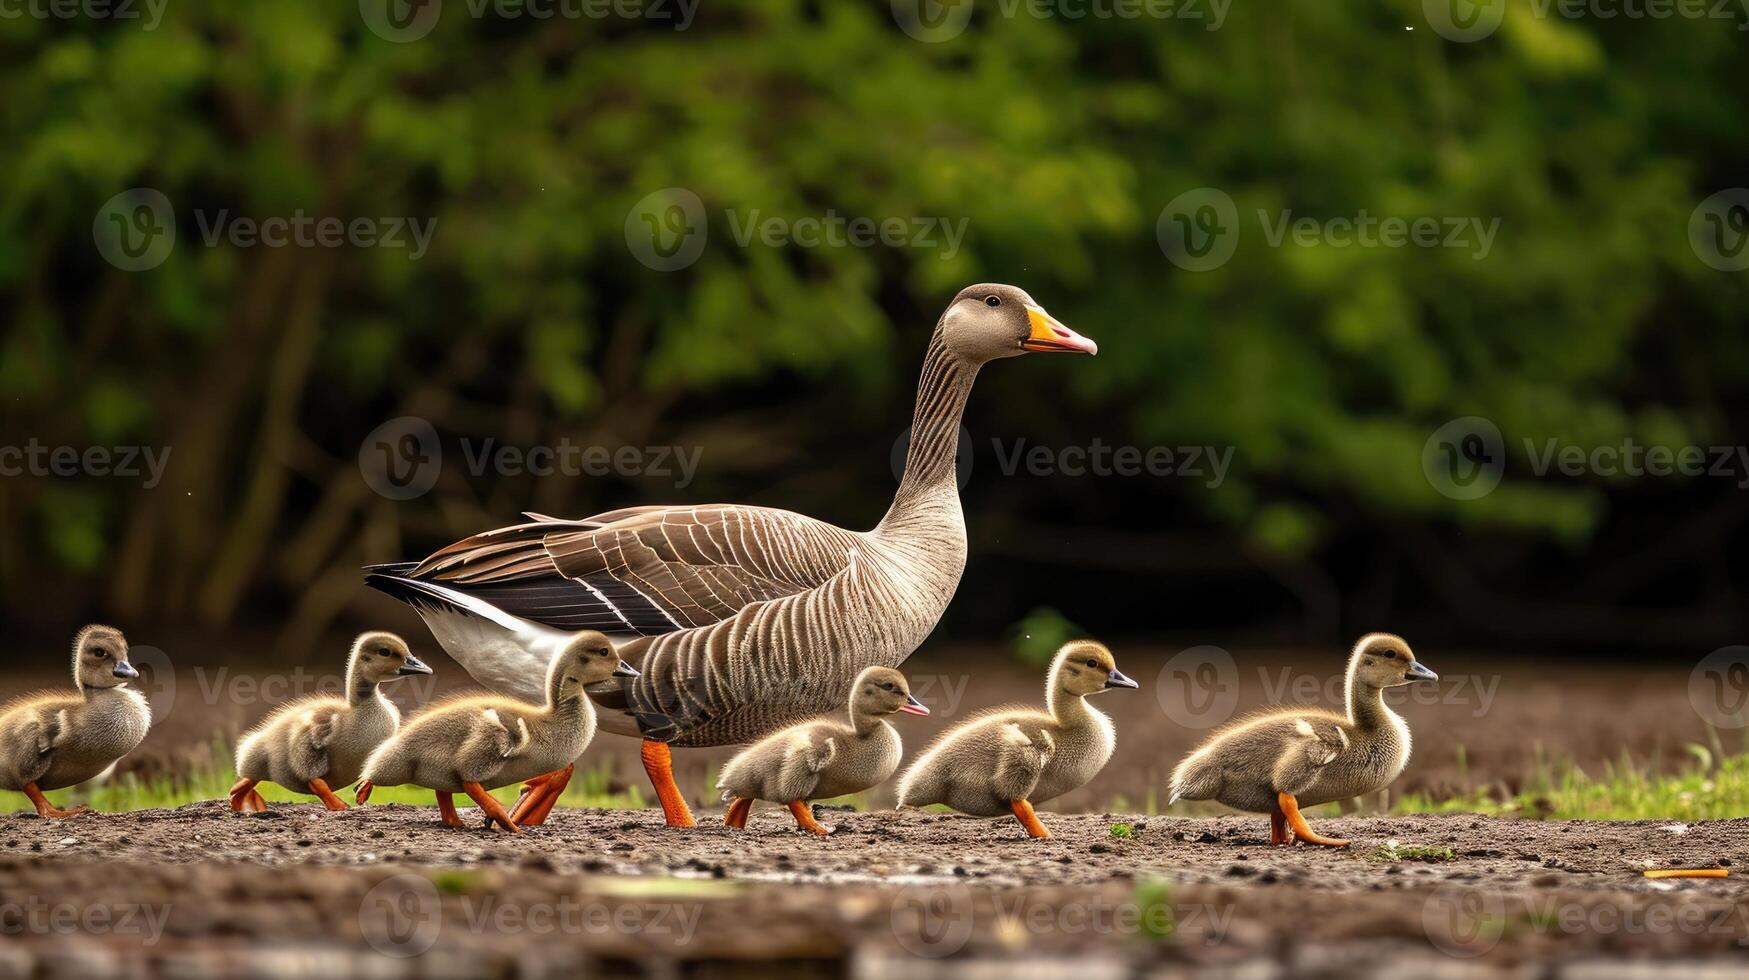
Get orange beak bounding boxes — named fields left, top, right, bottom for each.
left=1022, top=306, right=1098, bottom=355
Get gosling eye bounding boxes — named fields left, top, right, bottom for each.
left=1084, top=658, right=1099, bottom=669
left=985, top=295, right=1000, bottom=307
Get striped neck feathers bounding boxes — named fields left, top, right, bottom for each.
left=887, top=331, right=980, bottom=517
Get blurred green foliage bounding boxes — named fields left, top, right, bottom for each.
left=2, top=2, right=1746, bottom=638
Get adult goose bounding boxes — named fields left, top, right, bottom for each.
left=364, top=283, right=1097, bottom=827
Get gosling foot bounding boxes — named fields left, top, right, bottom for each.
left=725, top=797, right=753, bottom=830
left=24, top=784, right=88, bottom=819
left=355, top=781, right=375, bottom=806
left=1278, top=791, right=1349, bottom=848
left=786, top=800, right=831, bottom=836
left=509, top=765, right=573, bottom=828
left=1269, top=805, right=1291, bottom=846
left=309, top=778, right=350, bottom=812
left=229, top=779, right=268, bottom=815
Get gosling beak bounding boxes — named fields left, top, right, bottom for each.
left=899, top=694, right=931, bottom=716
left=112, top=661, right=140, bottom=680
left=1105, top=668, right=1139, bottom=690
left=613, top=660, right=641, bottom=679
left=1406, top=662, right=1439, bottom=683
left=398, top=655, right=434, bottom=676
left=1022, top=306, right=1098, bottom=355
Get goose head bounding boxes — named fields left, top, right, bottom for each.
left=551, top=630, right=639, bottom=695
left=938, top=283, right=1097, bottom=363
left=1051, top=639, right=1137, bottom=698
left=850, top=666, right=930, bottom=718
left=73, top=624, right=136, bottom=691
left=350, top=631, right=432, bottom=684
left=1348, top=633, right=1437, bottom=690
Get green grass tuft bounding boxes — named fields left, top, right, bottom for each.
left=1372, top=841, right=1457, bottom=862
left=1110, top=822, right=1134, bottom=838
left=1393, top=743, right=1749, bottom=821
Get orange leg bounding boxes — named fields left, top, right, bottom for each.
left=724, top=797, right=753, bottom=830
left=463, top=782, right=521, bottom=833
left=355, top=781, right=375, bottom=806
left=1278, top=792, right=1349, bottom=848
left=1010, top=799, right=1051, bottom=839
left=23, top=784, right=87, bottom=819
left=510, top=765, right=573, bottom=827
left=641, top=739, right=696, bottom=828
left=437, top=792, right=463, bottom=828
left=229, top=778, right=267, bottom=814
left=1269, top=804, right=1291, bottom=845
left=786, top=800, right=830, bottom=836
left=309, top=778, right=349, bottom=812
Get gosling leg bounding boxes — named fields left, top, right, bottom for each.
left=309, top=778, right=350, bottom=811
left=437, top=792, right=464, bottom=828
left=724, top=797, right=753, bottom=830
left=512, top=765, right=573, bottom=828
left=786, top=800, right=830, bottom=836
left=463, top=782, right=521, bottom=834
left=1010, top=799, right=1051, bottom=839
left=1269, top=805, right=1291, bottom=846
left=229, top=778, right=266, bottom=814
left=1278, top=792, right=1349, bottom=848
left=355, top=781, right=375, bottom=806
left=24, top=784, right=88, bottom=819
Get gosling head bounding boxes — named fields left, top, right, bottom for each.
left=551, top=630, right=639, bottom=695
left=1349, top=633, right=1438, bottom=690
left=1051, top=640, right=1138, bottom=698
left=937, top=283, right=1098, bottom=364
left=349, top=631, right=432, bottom=684
left=850, top=666, right=930, bottom=718
left=73, top=624, right=136, bottom=692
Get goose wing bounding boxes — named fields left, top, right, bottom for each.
left=371, top=503, right=860, bottom=635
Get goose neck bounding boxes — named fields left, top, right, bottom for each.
left=1344, top=659, right=1395, bottom=730
left=883, top=334, right=979, bottom=522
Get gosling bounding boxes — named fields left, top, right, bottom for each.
left=357, top=631, right=635, bottom=832
left=0, top=625, right=151, bottom=818
left=718, top=666, right=930, bottom=835
left=1167, top=633, right=1437, bottom=847
left=230, top=632, right=432, bottom=813
left=895, top=640, right=1137, bottom=839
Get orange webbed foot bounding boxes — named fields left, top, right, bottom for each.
left=309, top=778, right=349, bottom=811
left=25, top=784, right=88, bottom=819
left=464, top=782, right=521, bottom=834
left=725, top=797, right=753, bottom=830
left=786, top=800, right=831, bottom=836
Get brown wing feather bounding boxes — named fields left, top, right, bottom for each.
left=400, top=503, right=859, bottom=634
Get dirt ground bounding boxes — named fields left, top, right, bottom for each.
left=4, top=804, right=1749, bottom=977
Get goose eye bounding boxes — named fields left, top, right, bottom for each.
left=985, top=296, right=1000, bottom=307
left=1084, top=658, right=1099, bottom=669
